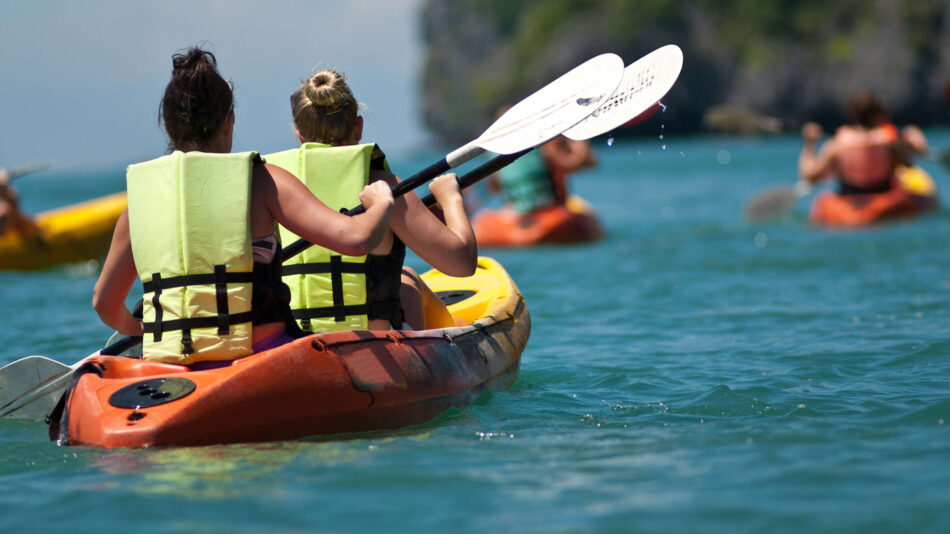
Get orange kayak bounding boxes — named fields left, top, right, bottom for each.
left=52, top=257, right=530, bottom=448
left=473, top=195, right=603, bottom=247
left=809, top=166, right=938, bottom=227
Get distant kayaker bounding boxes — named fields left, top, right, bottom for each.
left=490, top=134, right=597, bottom=214
left=798, top=91, right=928, bottom=195
left=93, top=48, right=394, bottom=365
left=271, top=69, right=476, bottom=331
left=0, top=168, right=39, bottom=236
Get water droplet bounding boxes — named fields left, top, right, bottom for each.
left=606, top=137, right=614, bottom=147
left=659, top=134, right=664, bottom=140
left=661, top=144, right=667, bottom=150
left=658, top=101, right=667, bottom=112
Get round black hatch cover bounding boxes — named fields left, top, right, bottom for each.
left=108, top=377, right=197, bottom=409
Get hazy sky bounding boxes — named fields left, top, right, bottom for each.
left=0, top=0, right=428, bottom=169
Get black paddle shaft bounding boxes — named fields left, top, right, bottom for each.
left=281, top=157, right=452, bottom=260
left=419, top=149, right=530, bottom=208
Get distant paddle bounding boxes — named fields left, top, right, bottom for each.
left=746, top=180, right=811, bottom=221
left=7, top=163, right=51, bottom=180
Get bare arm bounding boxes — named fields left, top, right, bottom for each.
left=384, top=171, right=477, bottom=277
left=798, top=122, right=836, bottom=184
left=92, top=210, right=144, bottom=336
left=253, top=163, right=393, bottom=257
left=894, top=125, right=928, bottom=162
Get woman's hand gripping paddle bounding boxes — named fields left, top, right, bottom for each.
left=418, top=45, right=685, bottom=206
left=281, top=52, right=626, bottom=260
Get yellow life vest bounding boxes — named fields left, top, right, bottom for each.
left=265, top=143, right=389, bottom=332
left=127, top=151, right=257, bottom=364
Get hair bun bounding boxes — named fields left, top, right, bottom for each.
left=172, top=49, right=217, bottom=74
left=305, top=70, right=346, bottom=108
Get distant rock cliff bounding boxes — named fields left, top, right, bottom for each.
left=420, top=0, right=950, bottom=142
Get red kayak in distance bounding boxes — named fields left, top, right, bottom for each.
left=472, top=195, right=604, bottom=247
left=809, top=166, right=938, bottom=227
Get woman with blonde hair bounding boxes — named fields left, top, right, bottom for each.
left=267, top=69, right=476, bottom=332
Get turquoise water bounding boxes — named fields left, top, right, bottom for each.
left=2, top=132, right=950, bottom=533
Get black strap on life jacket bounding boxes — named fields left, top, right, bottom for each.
left=283, top=244, right=405, bottom=332
left=142, top=267, right=256, bottom=354
left=283, top=144, right=401, bottom=332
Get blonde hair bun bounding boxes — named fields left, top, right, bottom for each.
left=291, top=69, right=359, bottom=146
left=305, top=70, right=347, bottom=108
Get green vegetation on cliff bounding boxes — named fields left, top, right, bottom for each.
left=421, top=0, right=949, bottom=143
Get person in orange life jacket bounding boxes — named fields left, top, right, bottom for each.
left=488, top=134, right=597, bottom=214
left=0, top=168, right=40, bottom=236
left=798, top=91, right=928, bottom=195
left=92, top=49, right=394, bottom=354
left=286, top=70, right=477, bottom=331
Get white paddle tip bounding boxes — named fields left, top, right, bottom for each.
left=564, top=44, right=684, bottom=141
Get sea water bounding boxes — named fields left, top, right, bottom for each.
left=1, top=131, right=949, bottom=533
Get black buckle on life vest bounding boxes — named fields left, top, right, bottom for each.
left=151, top=272, right=163, bottom=342
left=214, top=265, right=230, bottom=335
left=181, top=328, right=194, bottom=355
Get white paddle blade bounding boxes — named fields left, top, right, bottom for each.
left=476, top=53, right=625, bottom=155
left=0, top=356, right=72, bottom=420
left=564, top=44, right=684, bottom=141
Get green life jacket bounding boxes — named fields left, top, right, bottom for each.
left=127, top=151, right=257, bottom=364
left=498, top=148, right=556, bottom=213
left=265, top=143, right=401, bottom=333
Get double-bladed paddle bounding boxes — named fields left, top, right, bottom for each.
left=417, top=45, right=685, bottom=207
left=281, top=52, right=625, bottom=259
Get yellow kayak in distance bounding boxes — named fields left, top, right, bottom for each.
left=0, top=192, right=126, bottom=271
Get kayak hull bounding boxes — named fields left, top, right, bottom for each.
left=473, top=195, right=603, bottom=247
left=56, top=257, right=530, bottom=448
left=0, top=192, right=127, bottom=271
left=809, top=167, right=938, bottom=227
